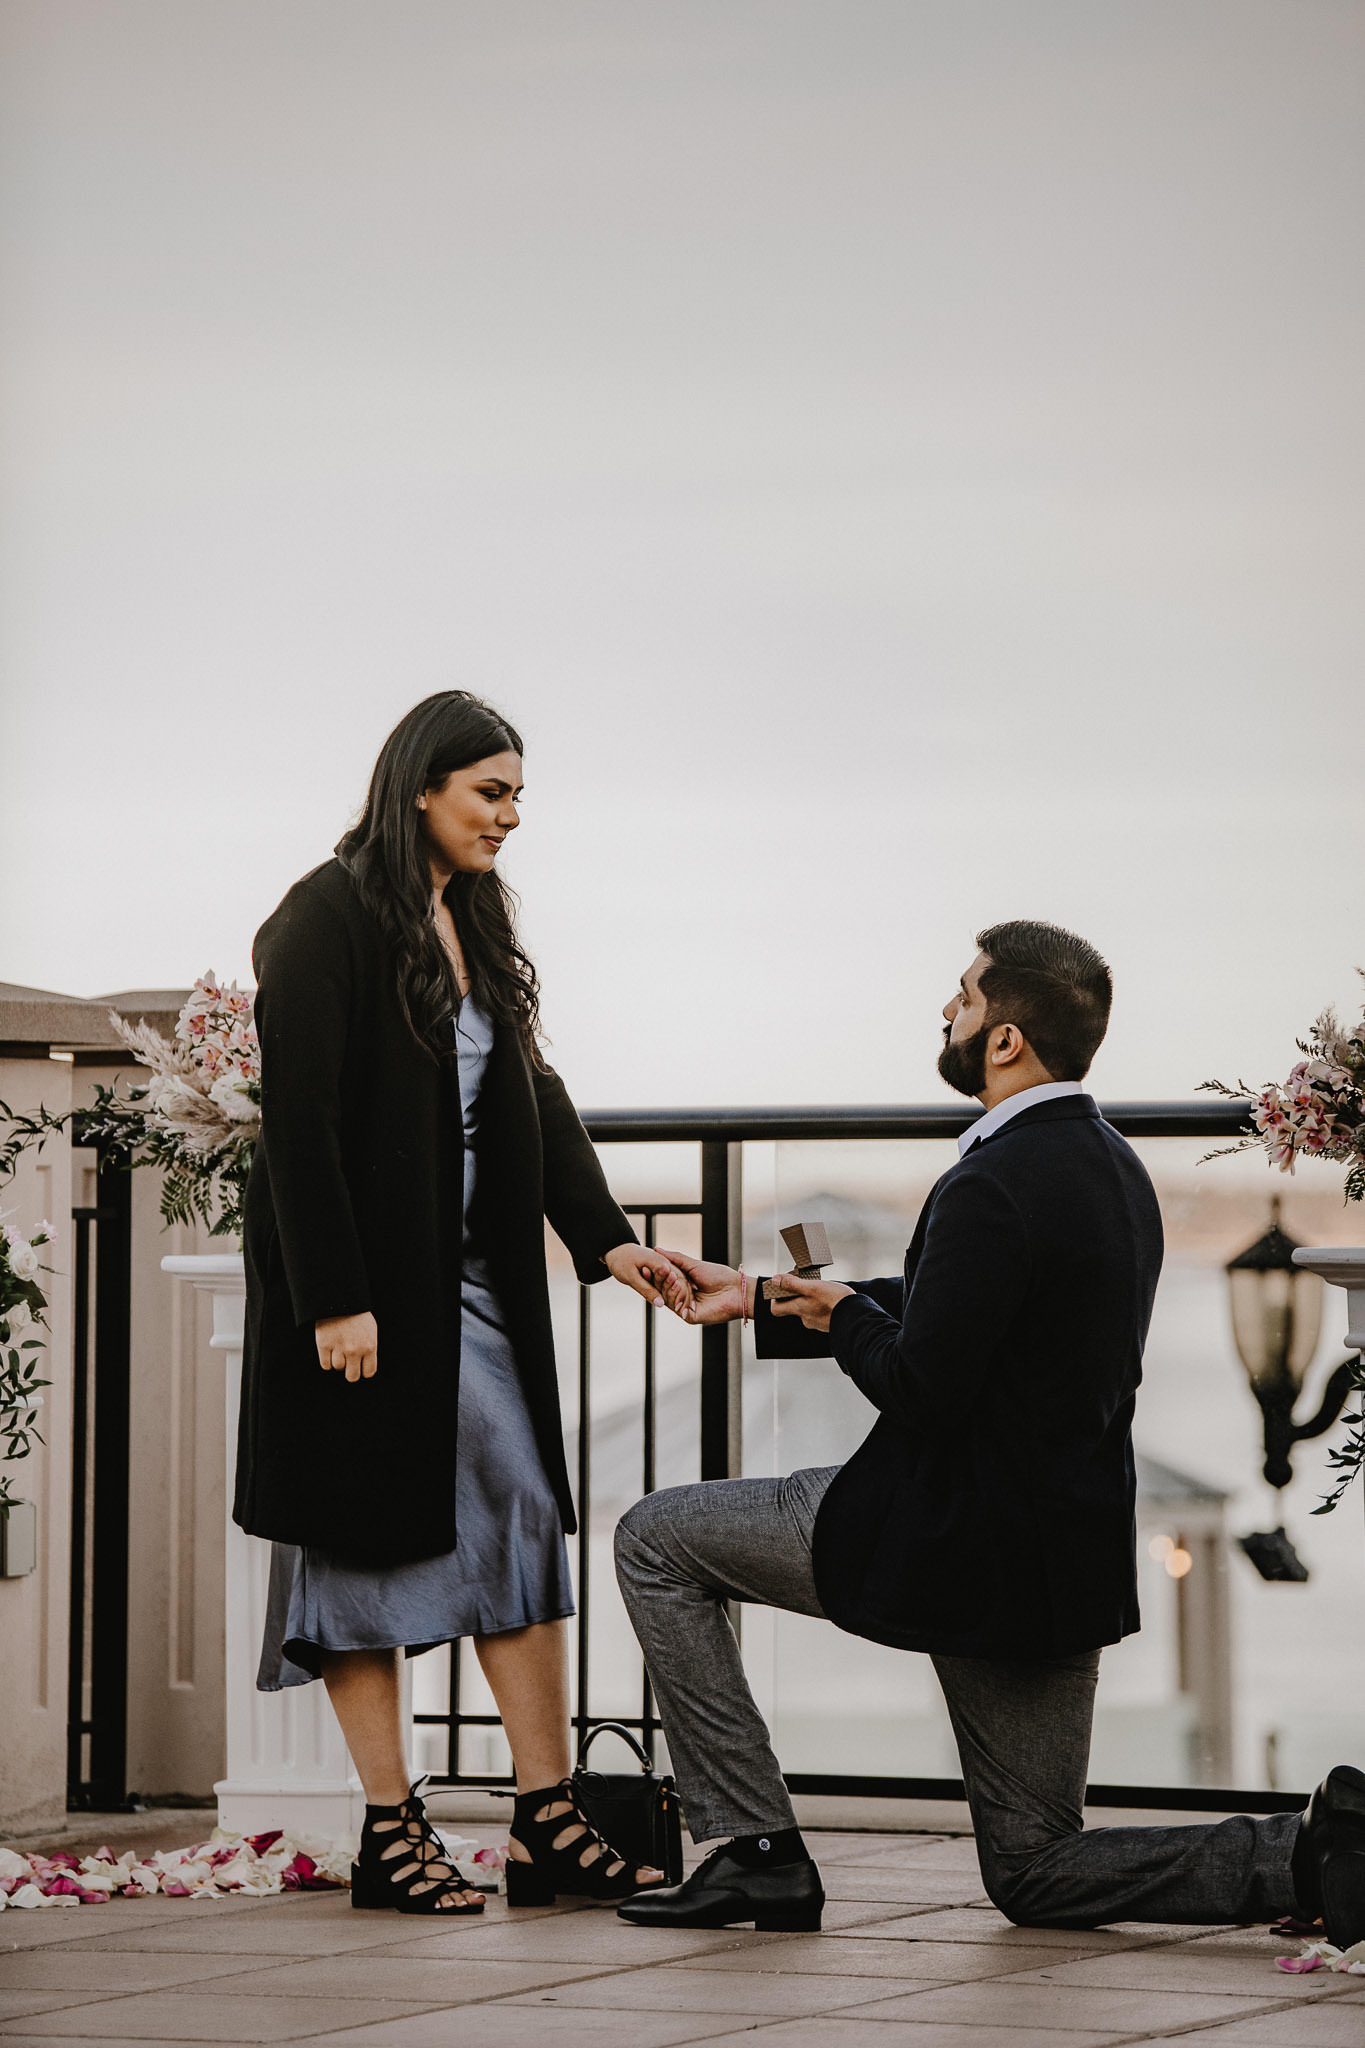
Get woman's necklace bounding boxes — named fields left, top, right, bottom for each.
left=434, top=902, right=471, bottom=999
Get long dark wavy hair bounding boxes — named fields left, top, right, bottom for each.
left=336, top=691, right=543, bottom=1064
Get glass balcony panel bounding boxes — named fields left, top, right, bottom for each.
left=746, top=1132, right=1365, bottom=1796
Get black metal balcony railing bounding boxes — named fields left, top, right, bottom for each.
left=415, top=1098, right=1309, bottom=1817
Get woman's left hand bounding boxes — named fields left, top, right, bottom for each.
left=604, top=1243, right=694, bottom=1316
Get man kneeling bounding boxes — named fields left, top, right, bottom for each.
left=613, top=920, right=1364, bottom=1940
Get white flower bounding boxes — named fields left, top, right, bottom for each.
left=9, top=1242, right=39, bottom=1283
left=148, top=1075, right=206, bottom=1123
left=4, top=1301, right=31, bottom=1338
left=209, top=1072, right=258, bottom=1124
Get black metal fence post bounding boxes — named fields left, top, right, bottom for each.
left=67, top=1150, right=133, bottom=1810
left=573, top=1277, right=592, bottom=1754
left=66, top=1206, right=94, bottom=1800
left=88, top=1156, right=132, bottom=1806
left=699, top=1140, right=742, bottom=1482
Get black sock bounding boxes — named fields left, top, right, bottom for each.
left=727, top=1826, right=807, bottom=1867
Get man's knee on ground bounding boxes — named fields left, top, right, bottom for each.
left=981, top=1856, right=1093, bottom=1931
left=982, top=1864, right=1040, bottom=1926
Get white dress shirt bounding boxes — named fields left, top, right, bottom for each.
left=957, top=1079, right=1086, bottom=1159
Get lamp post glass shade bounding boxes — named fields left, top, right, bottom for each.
left=1224, top=1197, right=1350, bottom=1559
left=1226, top=1198, right=1323, bottom=1403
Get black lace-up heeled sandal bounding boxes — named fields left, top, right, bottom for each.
left=505, top=1779, right=668, bottom=1907
left=350, top=1780, right=486, bottom=1914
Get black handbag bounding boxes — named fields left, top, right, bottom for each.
left=571, top=1721, right=683, bottom=1884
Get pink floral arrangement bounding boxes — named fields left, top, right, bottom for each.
left=1202, top=991, right=1365, bottom=1204
left=163, top=976, right=260, bottom=1101
left=82, top=974, right=261, bottom=1238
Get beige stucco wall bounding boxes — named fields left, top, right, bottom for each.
left=1, top=986, right=229, bottom=1830
left=0, top=1054, right=75, bottom=1836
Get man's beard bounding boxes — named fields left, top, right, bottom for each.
left=938, top=1019, right=990, bottom=1099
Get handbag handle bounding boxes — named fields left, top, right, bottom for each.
left=575, top=1720, right=654, bottom=1775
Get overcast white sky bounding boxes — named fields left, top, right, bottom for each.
left=3, top=0, right=1362, bottom=1108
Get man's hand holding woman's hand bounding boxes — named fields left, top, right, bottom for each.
left=648, top=1250, right=746, bottom=1324
left=647, top=1250, right=854, bottom=1333
left=315, top=1310, right=379, bottom=1381
left=603, top=1243, right=694, bottom=1315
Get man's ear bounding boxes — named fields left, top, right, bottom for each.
left=992, top=1024, right=1026, bottom=1068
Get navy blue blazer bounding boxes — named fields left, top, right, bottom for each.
left=755, top=1095, right=1164, bottom=1660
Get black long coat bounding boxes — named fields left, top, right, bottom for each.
left=234, top=858, right=634, bottom=1567
left=756, top=1096, right=1164, bottom=1661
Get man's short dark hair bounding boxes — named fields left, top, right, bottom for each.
left=974, top=920, right=1112, bottom=1081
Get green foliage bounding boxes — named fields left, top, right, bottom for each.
left=1194, top=1080, right=1259, bottom=1165
left=0, top=1339, right=50, bottom=1509
left=1313, top=1357, right=1365, bottom=1515
left=0, top=1099, right=64, bottom=1506
left=0, top=1098, right=70, bottom=1190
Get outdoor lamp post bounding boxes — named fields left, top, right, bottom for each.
left=1226, top=1198, right=1355, bottom=1580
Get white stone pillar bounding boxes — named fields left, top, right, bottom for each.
left=162, top=1254, right=364, bottom=1840
left=1292, top=1245, right=1365, bottom=1543
left=1291, top=1246, right=1365, bottom=1354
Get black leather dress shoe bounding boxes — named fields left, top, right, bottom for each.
left=1291, top=1763, right=1365, bottom=1948
left=617, top=1844, right=824, bottom=1932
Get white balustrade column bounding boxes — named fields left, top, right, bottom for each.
left=163, top=1254, right=364, bottom=1839
left=1291, top=1247, right=1365, bottom=1355
left=1292, top=1244, right=1365, bottom=1538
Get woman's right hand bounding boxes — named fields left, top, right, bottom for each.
left=315, top=1311, right=378, bottom=1382
left=652, top=1250, right=745, bottom=1325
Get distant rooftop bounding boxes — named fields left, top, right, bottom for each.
left=0, top=981, right=191, bottom=1057
left=1134, top=1452, right=1229, bottom=1505
left=95, top=990, right=194, bottom=1016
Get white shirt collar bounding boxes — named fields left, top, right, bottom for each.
left=957, top=1080, right=1086, bottom=1159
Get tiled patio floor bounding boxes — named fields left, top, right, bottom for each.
left=1, top=1825, right=1360, bottom=2047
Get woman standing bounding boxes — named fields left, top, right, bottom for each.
left=237, top=691, right=684, bottom=1915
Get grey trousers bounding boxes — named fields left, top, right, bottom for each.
left=614, top=1469, right=1304, bottom=1928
